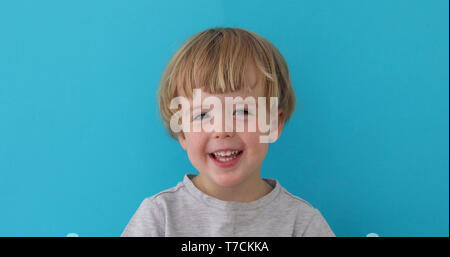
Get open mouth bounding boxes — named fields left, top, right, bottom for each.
left=209, top=150, right=244, bottom=162
left=208, top=150, right=244, bottom=168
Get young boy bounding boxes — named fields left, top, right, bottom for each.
left=121, top=27, right=335, bottom=237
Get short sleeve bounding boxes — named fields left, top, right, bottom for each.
left=121, top=197, right=165, bottom=237
left=300, top=208, right=335, bottom=237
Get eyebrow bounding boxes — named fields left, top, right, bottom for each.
left=192, top=105, right=213, bottom=111
left=191, top=96, right=259, bottom=107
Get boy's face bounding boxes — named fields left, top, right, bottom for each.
left=177, top=63, right=284, bottom=188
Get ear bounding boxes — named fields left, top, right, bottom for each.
left=271, top=109, right=285, bottom=143
left=277, top=109, right=285, bottom=138
left=177, top=132, right=187, bottom=151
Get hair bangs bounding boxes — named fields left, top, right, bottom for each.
left=174, top=29, right=270, bottom=99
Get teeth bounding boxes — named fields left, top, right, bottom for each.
left=217, top=156, right=235, bottom=162
left=211, top=150, right=242, bottom=162
left=216, top=155, right=239, bottom=162
left=213, top=150, right=240, bottom=157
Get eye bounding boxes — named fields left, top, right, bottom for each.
left=193, top=112, right=210, bottom=121
left=234, top=109, right=249, bottom=116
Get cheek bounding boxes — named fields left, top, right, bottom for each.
left=256, top=142, right=269, bottom=158
left=245, top=112, right=272, bottom=136
left=241, top=133, right=269, bottom=158
left=185, top=133, right=208, bottom=159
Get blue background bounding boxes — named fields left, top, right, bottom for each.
left=0, top=0, right=448, bottom=237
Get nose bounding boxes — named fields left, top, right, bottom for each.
left=212, top=130, right=234, bottom=139
left=211, top=116, right=235, bottom=139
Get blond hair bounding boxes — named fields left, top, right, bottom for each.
left=157, top=27, right=296, bottom=140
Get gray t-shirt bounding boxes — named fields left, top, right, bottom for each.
left=121, top=174, right=335, bottom=237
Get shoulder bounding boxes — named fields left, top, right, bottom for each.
left=141, top=181, right=188, bottom=207
left=275, top=185, right=326, bottom=224
left=275, top=185, right=335, bottom=236
left=277, top=186, right=316, bottom=212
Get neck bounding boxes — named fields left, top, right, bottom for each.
left=192, top=173, right=273, bottom=202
